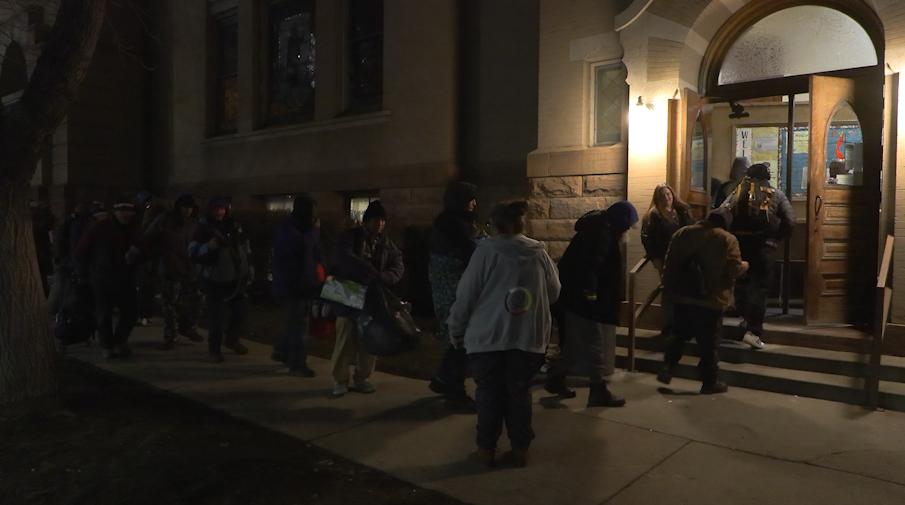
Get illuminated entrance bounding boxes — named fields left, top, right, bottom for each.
left=672, top=2, right=885, bottom=326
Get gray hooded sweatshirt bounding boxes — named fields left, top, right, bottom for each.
left=447, top=234, right=561, bottom=355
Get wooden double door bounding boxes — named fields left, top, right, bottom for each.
left=673, top=70, right=882, bottom=325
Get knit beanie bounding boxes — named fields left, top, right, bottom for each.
left=208, top=196, right=229, bottom=210
left=362, top=200, right=388, bottom=222
left=606, top=200, right=639, bottom=233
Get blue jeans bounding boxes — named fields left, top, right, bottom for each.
left=277, top=299, right=310, bottom=369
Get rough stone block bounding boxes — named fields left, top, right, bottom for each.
left=380, top=188, right=412, bottom=204
left=530, top=176, right=582, bottom=198
left=584, top=174, right=626, bottom=197
left=527, top=198, right=551, bottom=219
left=545, top=240, right=570, bottom=260
left=550, top=196, right=608, bottom=219
left=529, top=219, right=575, bottom=241
left=409, top=186, right=445, bottom=205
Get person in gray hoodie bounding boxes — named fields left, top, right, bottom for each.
left=447, top=201, right=561, bottom=468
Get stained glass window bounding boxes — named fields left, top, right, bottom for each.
left=346, top=0, right=383, bottom=113
left=267, top=0, right=316, bottom=125
left=214, top=12, right=239, bottom=135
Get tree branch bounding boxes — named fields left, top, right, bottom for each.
left=0, top=0, right=107, bottom=184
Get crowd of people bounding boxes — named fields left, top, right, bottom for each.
left=35, top=158, right=794, bottom=468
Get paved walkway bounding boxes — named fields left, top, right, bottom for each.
left=70, top=328, right=905, bottom=505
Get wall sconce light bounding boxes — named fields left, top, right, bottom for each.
left=635, top=95, right=655, bottom=111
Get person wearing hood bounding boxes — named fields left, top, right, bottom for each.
left=188, top=196, right=253, bottom=363
left=73, top=195, right=144, bottom=359
left=428, top=181, right=480, bottom=411
left=145, top=194, right=203, bottom=349
left=714, top=156, right=750, bottom=208
left=271, top=194, right=323, bottom=378
left=544, top=200, right=639, bottom=408
left=447, top=200, right=560, bottom=468
left=658, top=208, right=748, bottom=393
left=329, top=200, right=404, bottom=397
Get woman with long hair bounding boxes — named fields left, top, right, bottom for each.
left=641, top=184, right=693, bottom=275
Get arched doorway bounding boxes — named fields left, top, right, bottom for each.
left=676, top=1, right=885, bottom=326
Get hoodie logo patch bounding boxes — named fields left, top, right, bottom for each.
left=505, top=287, right=534, bottom=315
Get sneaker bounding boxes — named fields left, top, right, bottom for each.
left=499, top=448, right=528, bottom=468
left=741, top=331, right=765, bottom=350
left=288, top=366, right=316, bottom=378
left=700, top=381, right=729, bottom=394
left=331, top=384, right=349, bottom=398
left=470, top=448, right=495, bottom=468
left=539, top=362, right=550, bottom=374
left=350, top=381, right=376, bottom=394
left=180, top=330, right=204, bottom=343
left=208, top=353, right=225, bottom=364
left=115, top=344, right=132, bottom=358
left=224, top=341, right=248, bottom=355
left=656, top=366, right=673, bottom=385
left=138, top=318, right=152, bottom=327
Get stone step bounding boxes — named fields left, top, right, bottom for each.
left=613, top=347, right=905, bottom=411
left=615, top=328, right=905, bottom=383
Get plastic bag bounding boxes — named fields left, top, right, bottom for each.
left=320, top=276, right=368, bottom=309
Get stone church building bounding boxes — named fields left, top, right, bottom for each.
left=9, top=1, right=905, bottom=394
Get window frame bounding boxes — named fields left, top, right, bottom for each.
left=589, top=61, right=629, bottom=147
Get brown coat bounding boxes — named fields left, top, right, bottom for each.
left=662, top=222, right=744, bottom=310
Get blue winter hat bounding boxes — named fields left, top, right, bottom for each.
left=606, top=200, right=639, bottom=232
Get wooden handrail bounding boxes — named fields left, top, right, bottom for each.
left=866, top=234, right=894, bottom=409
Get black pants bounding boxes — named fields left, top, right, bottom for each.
left=663, top=304, right=722, bottom=386
left=734, top=238, right=775, bottom=337
left=469, top=350, right=544, bottom=451
left=434, top=346, right=468, bottom=397
left=206, top=289, right=247, bottom=355
left=94, top=282, right=138, bottom=350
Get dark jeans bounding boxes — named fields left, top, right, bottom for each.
left=735, top=238, right=775, bottom=337
left=161, top=277, right=201, bottom=341
left=469, top=350, right=545, bottom=451
left=663, top=303, right=722, bottom=385
left=277, top=298, right=310, bottom=369
left=434, top=346, right=468, bottom=397
left=94, top=282, right=138, bottom=350
left=206, top=290, right=247, bottom=355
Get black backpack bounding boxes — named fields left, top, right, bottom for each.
left=729, top=176, right=775, bottom=232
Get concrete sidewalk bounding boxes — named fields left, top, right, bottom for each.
left=69, top=327, right=905, bottom=505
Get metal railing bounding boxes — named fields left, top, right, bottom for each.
left=627, top=257, right=662, bottom=372
left=866, top=234, right=894, bottom=409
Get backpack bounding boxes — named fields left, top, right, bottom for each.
left=728, top=176, right=775, bottom=232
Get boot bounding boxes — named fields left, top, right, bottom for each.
left=544, top=374, right=576, bottom=399
left=656, top=365, right=674, bottom=385
left=700, top=381, right=729, bottom=394
left=587, top=382, right=626, bottom=408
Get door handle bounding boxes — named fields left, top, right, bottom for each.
left=815, top=195, right=823, bottom=219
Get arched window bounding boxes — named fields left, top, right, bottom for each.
left=718, top=5, right=877, bottom=86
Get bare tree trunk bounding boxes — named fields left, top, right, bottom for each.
left=0, top=184, right=56, bottom=404
left=0, top=0, right=107, bottom=407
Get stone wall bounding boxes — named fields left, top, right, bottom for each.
left=528, top=173, right=626, bottom=259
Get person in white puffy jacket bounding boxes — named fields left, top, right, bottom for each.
left=447, top=200, right=561, bottom=468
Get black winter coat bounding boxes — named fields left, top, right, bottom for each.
left=556, top=210, right=624, bottom=324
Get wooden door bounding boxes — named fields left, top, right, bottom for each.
left=670, top=88, right=712, bottom=220
left=806, top=73, right=882, bottom=324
